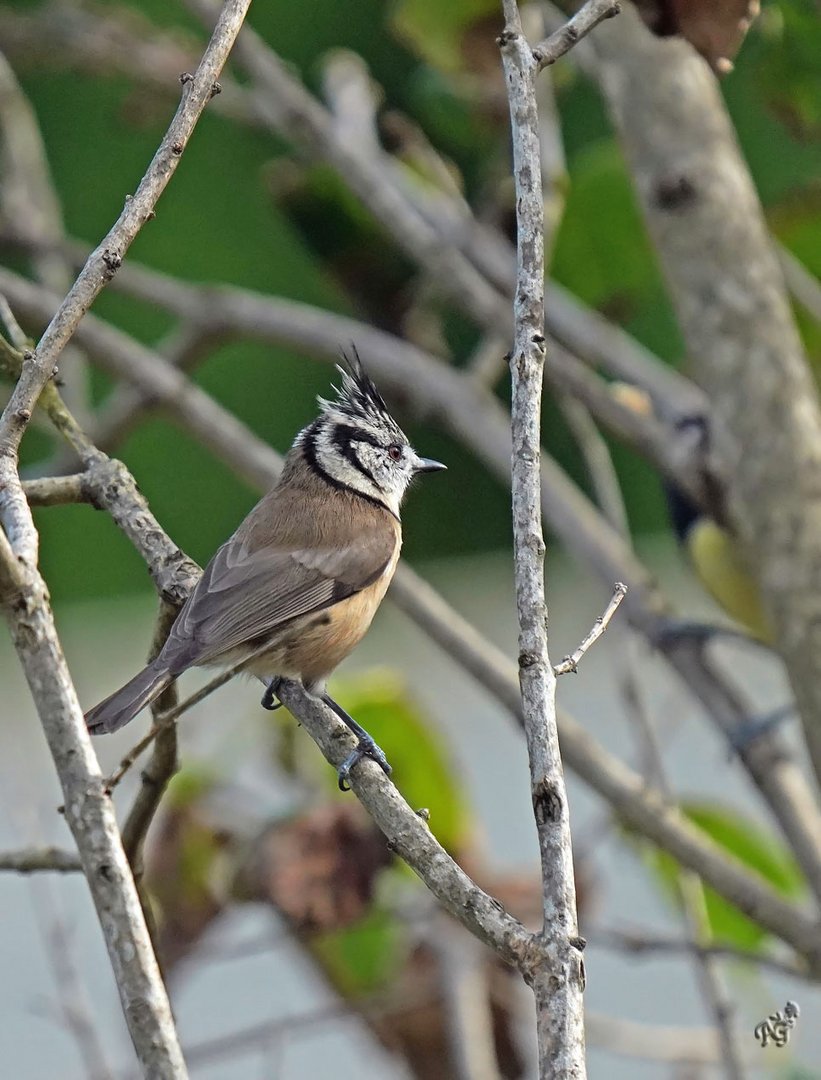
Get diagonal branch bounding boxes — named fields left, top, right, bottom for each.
left=591, top=2, right=821, bottom=792
left=0, top=2, right=252, bottom=1073
left=532, top=0, right=620, bottom=70
left=0, top=0, right=249, bottom=462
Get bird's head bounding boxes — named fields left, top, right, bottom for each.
left=300, top=349, right=446, bottom=515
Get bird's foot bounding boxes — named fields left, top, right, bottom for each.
left=728, top=703, right=794, bottom=755
left=320, top=691, right=392, bottom=791
left=261, top=677, right=283, bottom=711
left=337, top=733, right=392, bottom=792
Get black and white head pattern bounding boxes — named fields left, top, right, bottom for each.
left=301, top=350, right=427, bottom=517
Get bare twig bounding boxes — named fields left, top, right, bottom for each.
left=0, top=50, right=91, bottom=423
left=592, top=925, right=813, bottom=983
left=554, top=582, right=627, bottom=675
left=531, top=0, right=620, bottom=70
left=22, top=473, right=86, bottom=506
left=30, top=879, right=116, bottom=1080
left=104, top=638, right=289, bottom=793
left=121, top=602, right=182, bottom=867
left=0, top=846, right=81, bottom=873
left=617, top=596, right=747, bottom=1074
left=438, top=930, right=501, bottom=1080
left=674, top=872, right=747, bottom=1079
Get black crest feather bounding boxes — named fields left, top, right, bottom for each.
left=335, top=348, right=389, bottom=416
left=318, top=347, right=401, bottom=437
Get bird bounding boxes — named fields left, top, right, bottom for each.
left=85, top=352, right=446, bottom=788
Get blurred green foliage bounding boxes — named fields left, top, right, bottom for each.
left=3, top=0, right=820, bottom=604
left=636, top=801, right=805, bottom=951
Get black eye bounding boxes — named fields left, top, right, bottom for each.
left=387, top=444, right=402, bottom=462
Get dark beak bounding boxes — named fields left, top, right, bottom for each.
left=415, top=457, right=447, bottom=474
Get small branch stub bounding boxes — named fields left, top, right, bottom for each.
left=555, top=582, right=627, bottom=675
left=532, top=0, right=621, bottom=71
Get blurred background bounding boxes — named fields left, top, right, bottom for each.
left=1, top=0, right=821, bottom=1076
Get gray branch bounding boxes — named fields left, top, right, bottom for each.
left=0, top=529, right=188, bottom=1077
left=0, top=2, right=253, bottom=1074
left=592, top=3, right=821, bottom=791
left=500, top=1, right=620, bottom=1072
left=0, top=845, right=82, bottom=873
left=531, top=0, right=620, bottom=70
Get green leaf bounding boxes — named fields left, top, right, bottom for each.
left=310, top=905, right=406, bottom=997
left=634, top=801, right=805, bottom=950
left=165, top=766, right=218, bottom=808
left=757, top=2, right=821, bottom=141
left=390, top=0, right=499, bottom=73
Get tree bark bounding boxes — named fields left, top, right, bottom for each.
left=592, top=4, right=821, bottom=789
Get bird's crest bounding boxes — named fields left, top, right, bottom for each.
left=318, top=348, right=403, bottom=440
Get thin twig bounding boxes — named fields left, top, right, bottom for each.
left=104, top=639, right=285, bottom=793
left=554, top=582, right=627, bottom=675
left=778, top=241, right=821, bottom=325
left=0, top=0, right=250, bottom=462
left=22, top=473, right=86, bottom=506
left=0, top=292, right=27, bottom=349
left=532, top=0, right=621, bottom=70
left=675, top=871, right=747, bottom=1079
left=29, top=877, right=116, bottom=1080
left=592, top=925, right=813, bottom=983
left=0, top=845, right=82, bottom=872
left=121, top=601, right=182, bottom=866
left=0, top=51, right=92, bottom=424
left=438, top=929, right=501, bottom=1080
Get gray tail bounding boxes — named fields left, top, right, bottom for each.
left=85, top=661, right=174, bottom=735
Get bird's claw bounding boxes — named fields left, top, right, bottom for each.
left=261, top=677, right=283, bottom=711
left=337, top=735, right=392, bottom=792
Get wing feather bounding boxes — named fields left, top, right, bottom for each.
left=160, top=523, right=395, bottom=672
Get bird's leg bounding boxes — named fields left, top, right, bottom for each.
left=260, top=677, right=284, bottom=711
left=321, top=692, right=392, bottom=791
